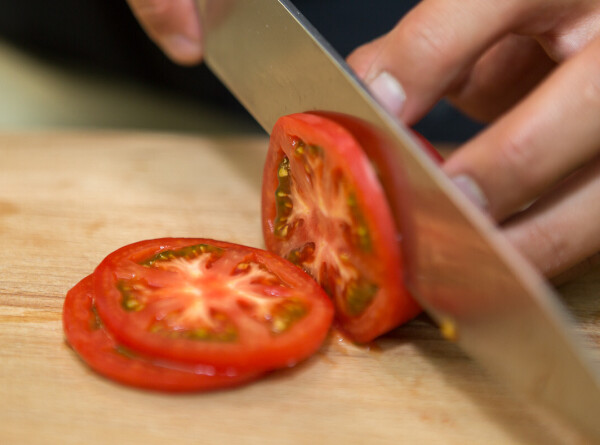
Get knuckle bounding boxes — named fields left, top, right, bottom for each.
left=400, top=18, right=448, bottom=63
left=537, top=11, right=600, bottom=62
left=497, top=127, right=538, bottom=189
left=540, top=34, right=579, bottom=62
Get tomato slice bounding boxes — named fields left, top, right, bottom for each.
left=92, top=238, right=333, bottom=371
left=261, top=113, right=420, bottom=343
left=63, top=275, right=263, bottom=392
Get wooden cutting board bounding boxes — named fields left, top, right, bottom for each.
left=1, top=132, right=598, bottom=444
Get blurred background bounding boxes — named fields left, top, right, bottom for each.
left=0, top=0, right=483, bottom=140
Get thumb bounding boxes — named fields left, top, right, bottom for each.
left=126, top=0, right=203, bottom=65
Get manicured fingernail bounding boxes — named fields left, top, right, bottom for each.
left=161, top=34, right=203, bottom=64
left=367, top=71, right=406, bottom=117
left=451, top=174, right=489, bottom=211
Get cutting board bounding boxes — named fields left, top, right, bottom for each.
left=1, top=132, right=598, bottom=444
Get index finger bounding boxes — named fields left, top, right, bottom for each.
left=362, top=0, right=533, bottom=125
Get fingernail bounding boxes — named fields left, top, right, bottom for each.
left=451, top=174, right=489, bottom=211
left=161, top=34, right=203, bottom=64
left=367, top=71, right=406, bottom=117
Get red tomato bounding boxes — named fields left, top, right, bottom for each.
left=63, top=275, right=263, bottom=392
left=261, top=113, right=420, bottom=343
left=307, top=112, right=444, bottom=252
left=92, top=238, right=333, bottom=371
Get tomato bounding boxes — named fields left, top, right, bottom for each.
left=63, top=275, right=263, bottom=392
left=308, top=112, right=444, bottom=248
left=261, top=113, right=421, bottom=343
left=92, top=238, right=334, bottom=371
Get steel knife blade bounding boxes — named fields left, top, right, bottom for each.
left=195, top=0, right=600, bottom=438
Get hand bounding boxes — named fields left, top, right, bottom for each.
left=347, top=0, right=600, bottom=282
left=126, top=0, right=203, bottom=65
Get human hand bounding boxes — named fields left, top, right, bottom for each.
left=347, top=0, right=600, bottom=282
left=126, top=0, right=203, bottom=65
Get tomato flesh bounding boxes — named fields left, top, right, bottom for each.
left=262, top=113, right=420, bottom=343
left=92, top=238, right=334, bottom=371
left=63, top=275, right=263, bottom=392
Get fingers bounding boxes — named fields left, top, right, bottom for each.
left=126, top=0, right=202, bottom=65
left=444, top=35, right=600, bottom=221
left=447, top=35, right=556, bottom=123
left=503, top=155, right=600, bottom=279
left=346, top=0, right=600, bottom=282
left=352, top=0, right=531, bottom=125
left=348, top=31, right=555, bottom=124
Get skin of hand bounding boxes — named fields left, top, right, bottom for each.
left=126, top=0, right=203, bottom=65
left=347, top=0, right=600, bottom=283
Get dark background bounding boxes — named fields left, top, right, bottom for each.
left=0, top=0, right=483, bottom=141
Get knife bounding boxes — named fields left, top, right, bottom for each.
left=195, top=0, right=600, bottom=438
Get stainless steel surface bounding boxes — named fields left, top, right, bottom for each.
left=196, top=0, right=600, bottom=439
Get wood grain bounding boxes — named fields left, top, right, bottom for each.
left=0, top=132, right=598, bottom=444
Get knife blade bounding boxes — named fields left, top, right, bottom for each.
left=195, top=0, right=600, bottom=438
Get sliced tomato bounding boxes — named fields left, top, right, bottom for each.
left=63, top=275, right=263, bottom=392
left=92, top=238, right=333, bottom=371
left=261, top=113, right=421, bottom=343
left=308, top=112, right=444, bottom=248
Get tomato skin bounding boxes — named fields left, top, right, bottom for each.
left=92, top=238, right=334, bottom=371
left=63, top=275, right=263, bottom=392
left=262, top=113, right=421, bottom=343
